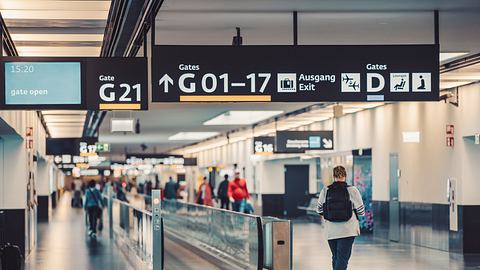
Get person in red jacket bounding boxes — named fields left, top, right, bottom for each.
left=228, top=170, right=250, bottom=212
left=196, top=177, right=213, bottom=206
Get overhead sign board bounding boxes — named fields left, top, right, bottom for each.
left=276, top=131, right=334, bottom=153
left=151, top=45, right=439, bottom=103
left=253, top=136, right=275, bottom=155
left=85, top=58, right=148, bottom=110
left=126, top=154, right=197, bottom=166
left=46, top=138, right=98, bottom=156
left=0, top=57, right=148, bottom=110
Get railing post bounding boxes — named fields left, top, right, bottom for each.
left=263, top=219, right=292, bottom=270
left=152, top=189, right=163, bottom=270
left=108, top=188, right=113, bottom=239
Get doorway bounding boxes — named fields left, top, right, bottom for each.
left=284, top=165, right=309, bottom=218
left=389, top=153, right=400, bottom=242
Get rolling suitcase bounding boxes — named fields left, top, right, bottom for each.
left=0, top=243, right=23, bottom=270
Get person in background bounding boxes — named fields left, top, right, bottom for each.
left=115, top=182, right=129, bottom=203
left=154, top=178, right=160, bottom=190
left=217, top=174, right=230, bottom=210
left=177, top=181, right=188, bottom=202
left=317, top=166, right=365, bottom=270
left=145, top=180, right=153, bottom=196
left=71, top=178, right=84, bottom=208
left=195, top=177, right=213, bottom=206
left=73, top=178, right=83, bottom=193
left=228, top=170, right=250, bottom=212
left=164, top=177, right=178, bottom=200
left=130, top=180, right=138, bottom=195
left=84, top=180, right=103, bottom=239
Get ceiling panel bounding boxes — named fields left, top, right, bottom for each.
left=0, top=0, right=111, bottom=138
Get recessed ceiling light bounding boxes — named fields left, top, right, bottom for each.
left=168, top=132, right=219, bottom=141
left=203, top=110, right=283, bottom=126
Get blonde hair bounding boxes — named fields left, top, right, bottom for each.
left=333, top=166, right=347, bottom=179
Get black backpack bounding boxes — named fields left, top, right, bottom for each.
left=323, top=182, right=353, bottom=222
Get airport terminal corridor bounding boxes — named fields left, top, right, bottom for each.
left=23, top=192, right=480, bottom=270
left=1, top=0, right=480, bottom=270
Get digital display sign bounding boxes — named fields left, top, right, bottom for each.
left=4, top=62, right=81, bottom=105
left=0, top=57, right=148, bottom=110
left=151, top=45, right=439, bottom=102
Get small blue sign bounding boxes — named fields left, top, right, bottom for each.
left=309, top=136, right=321, bottom=148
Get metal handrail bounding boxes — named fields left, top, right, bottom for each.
left=115, top=192, right=291, bottom=270
left=134, top=192, right=260, bottom=219
left=111, top=196, right=152, bottom=217
left=160, top=198, right=264, bottom=269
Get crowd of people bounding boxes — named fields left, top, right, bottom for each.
left=194, top=170, right=253, bottom=214
left=70, top=165, right=365, bottom=269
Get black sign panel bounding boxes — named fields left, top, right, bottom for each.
left=0, top=57, right=148, bottom=110
left=253, top=136, right=275, bottom=154
left=46, top=138, right=98, bottom=155
left=276, top=131, right=334, bottom=153
left=126, top=154, right=197, bottom=166
left=86, top=58, right=148, bottom=110
left=151, top=45, right=439, bottom=102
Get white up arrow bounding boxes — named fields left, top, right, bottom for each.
left=159, top=74, right=174, bottom=93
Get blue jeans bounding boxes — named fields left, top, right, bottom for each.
left=232, top=200, right=245, bottom=212
left=328, top=236, right=355, bottom=270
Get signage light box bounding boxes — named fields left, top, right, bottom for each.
left=151, top=45, right=439, bottom=103
left=0, top=57, right=148, bottom=110
left=276, top=131, right=334, bottom=153
left=4, top=61, right=81, bottom=106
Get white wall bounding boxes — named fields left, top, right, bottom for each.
left=1, top=136, right=28, bottom=208
left=314, top=83, right=479, bottom=205
left=180, top=83, right=480, bottom=206
left=0, top=111, right=49, bottom=209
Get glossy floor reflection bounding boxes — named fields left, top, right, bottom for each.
left=164, top=236, right=222, bottom=270
left=25, top=192, right=134, bottom=270
left=293, top=221, right=480, bottom=270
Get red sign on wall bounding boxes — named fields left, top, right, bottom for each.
left=446, top=124, right=454, bottom=147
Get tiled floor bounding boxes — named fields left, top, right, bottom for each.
left=25, top=193, right=134, bottom=270
left=25, top=194, right=480, bottom=270
left=25, top=192, right=222, bottom=270
left=293, top=221, right=480, bottom=270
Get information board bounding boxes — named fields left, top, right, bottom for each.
left=85, top=58, right=148, bottom=110
left=276, top=131, right=334, bottom=153
left=0, top=57, right=148, bottom=110
left=253, top=136, right=275, bottom=155
left=151, top=45, right=439, bottom=102
left=3, top=60, right=83, bottom=108
left=46, top=138, right=98, bottom=156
